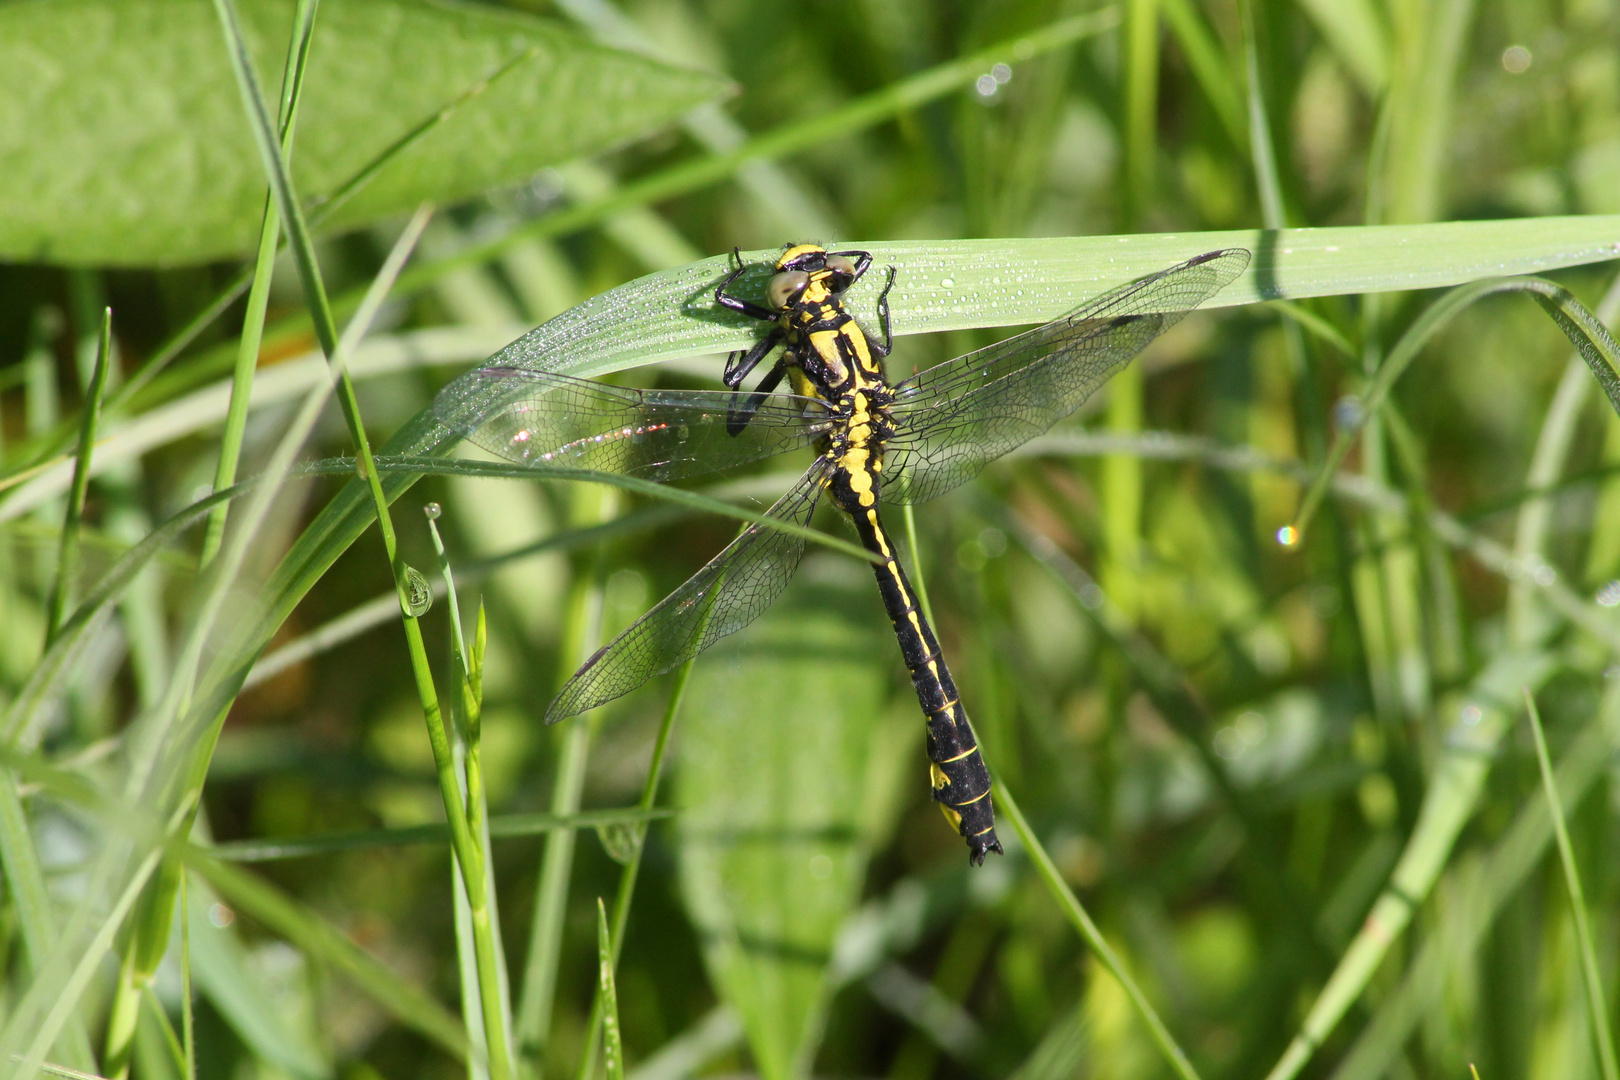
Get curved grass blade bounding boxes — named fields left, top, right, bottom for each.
left=419, top=218, right=1620, bottom=386
left=1525, top=690, right=1620, bottom=1080
left=1292, top=276, right=1620, bottom=537
left=995, top=781, right=1201, bottom=1080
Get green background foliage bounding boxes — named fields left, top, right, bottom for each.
left=3, top=0, right=1620, bottom=1080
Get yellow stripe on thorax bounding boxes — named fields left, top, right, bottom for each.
left=777, top=243, right=824, bottom=267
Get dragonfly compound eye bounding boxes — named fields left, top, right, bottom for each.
left=767, top=270, right=810, bottom=309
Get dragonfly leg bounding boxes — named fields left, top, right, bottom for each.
left=723, top=325, right=784, bottom=388
left=872, top=264, right=897, bottom=357
left=726, top=356, right=788, bottom=436
left=715, top=247, right=776, bottom=322
left=827, top=248, right=875, bottom=285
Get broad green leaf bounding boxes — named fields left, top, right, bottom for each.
left=454, top=217, right=1620, bottom=381
left=677, top=565, right=914, bottom=1080
left=0, top=0, right=727, bottom=266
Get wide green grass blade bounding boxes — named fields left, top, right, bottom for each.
left=676, top=569, right=912, bottom=1080
left=442, top=219, right=1620, bottom=382
left=0, top=0, right=727, bottom=264
left=43, top=307, right=110, bottom=646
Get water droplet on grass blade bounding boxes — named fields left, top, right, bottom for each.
left=402, top=565, right=433, bottom=616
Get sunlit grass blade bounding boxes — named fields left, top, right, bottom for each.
left=1524, top=688, right=1620, bottom=1080
left=994, top=781, right=1201, bottom=1080
left=214, top=10, right=520, bottom=1075
left=102, top=5, right=322, bottom=1072
left=43, top=306, right=110, bottom=646
left=0, top=773, right=99, bottom=1074
left=200, top=0, right=319, bottom=570
left=386, top=8, right=1121, bottom=299
left=416, top=218, right=1620, bottom=385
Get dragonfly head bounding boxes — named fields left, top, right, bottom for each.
left=769, top=244, right=858, bottom=309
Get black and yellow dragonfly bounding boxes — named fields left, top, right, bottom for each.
left=435, top=244, right=1249, bottom=864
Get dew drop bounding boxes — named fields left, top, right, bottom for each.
left=402, top=565, right=433, bottom=617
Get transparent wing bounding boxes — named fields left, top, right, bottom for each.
left=545, top=459, right=833, bottom=722
left=435, top=366, right=831, bottom=483
left=882, top=249, right=1249, bottom=504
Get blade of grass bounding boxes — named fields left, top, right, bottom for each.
left=1292, top=276, right=1620, bottom=537
left=432, top=520, right=515, bottom=1080
left=1159, top=0, right=1244, bottom=147
left=1525, top=689, right=1620, bottom=1080
left=1240, top=0, right=1287, bottom=228
left=103, top=5, right=323, bottom=1072
left=200, top=0, right=319, bottom=569
left=596, top=900, right=626, bottom=1080
left=1262, top=650, right=1555, bottom=1080
left=516, top=484, right=615, bottom=1068
left=1122, top=0, right=1157, bottom=227
left=211, top=0, right=514, bottom=1070
left=995, top=780, right=1201, bottom=1080
left=381, top=7, right=1122, bottom=300
left=0, top=772, right=99, bottom=1074
left=388, top=217, right=1620, bottom=389
left=180, top=871, right=194, bottom=1080
left=573, top=657, right=689, bottom=1080
left=1329, top=678, right=1620, bottom=1080
left=43, top=307, right=110, bottom=647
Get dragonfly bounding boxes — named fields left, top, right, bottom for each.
left=435, top=244, right=1249, bottom=864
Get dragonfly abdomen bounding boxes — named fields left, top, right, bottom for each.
left=844, top=498, right=1003, bottom=865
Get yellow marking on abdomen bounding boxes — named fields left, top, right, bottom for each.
left=939, top=744, right=977, bottom=764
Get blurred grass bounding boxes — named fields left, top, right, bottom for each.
left=5, top=2, right=1620, bottom=1080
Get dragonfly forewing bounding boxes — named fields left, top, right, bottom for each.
left=435, top=366, right=831, bottom=484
